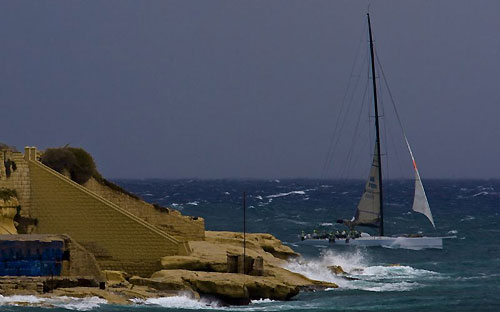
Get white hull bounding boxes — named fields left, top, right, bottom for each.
left=298, top=236, right=444, bottom=249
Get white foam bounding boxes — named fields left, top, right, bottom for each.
left=285, top=250, right=441, bottom=292
left=0, top=295, right=107, bottom=310
left=460, top=215, right=475, bottom=222
left=359, top=265, right=439, bottom=279
left=251, top=298, right=275, bottom=304
left=132, top=295, right=220, bottom=309
left=447, top=230, right=458, bottom=234
left=472, top=191, right=488, bottom=197
left=266, top=191, right=306, bottom=198
left=46, top=296, right=108, bottom=311
left=360, top=281, right=419, bottom=292
left=187, top=201, right=199, bottom=206
left=255, top=195, right=263, bottom=200
left=285, top=249, right=368, bottom=288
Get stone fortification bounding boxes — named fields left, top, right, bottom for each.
left=84, top=178, right=205, bottom=241
left=28, top=158, right=189, bottom=276
left=0, top=149, right=32, bottom=218
left=0, top=145, right=336, bottom=305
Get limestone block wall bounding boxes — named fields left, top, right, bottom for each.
left=84, top=178, right=205, bottom=241
left=28, top=159, right=190, bottom=276
left=0, top=149, right=31, bottom=217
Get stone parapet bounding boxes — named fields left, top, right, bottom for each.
left=28, top=159, right=188, bottom=276
left=84, top=178, right=205, bottom=241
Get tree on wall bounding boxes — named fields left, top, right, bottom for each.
left=40, top=146, right=140, bottom=199
left=41, top=147, right=97, bottom=184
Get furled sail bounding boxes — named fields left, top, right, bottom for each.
left=405, top=137, right=436, bottom=228
left=353, top=144, right=381, bottom=227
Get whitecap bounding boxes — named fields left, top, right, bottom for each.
left=0, top=295, right=107, bottom=311
left=472, top=191, right=488, bottom=197
left=266, top=191, right=306, bottom=198
left=460, top=215, right=475, bottom=222
left=285, top=249, right=369, bottom=288
left=361, top=281, right=419, bottom=292
left=224, top=192, right=230, bottom=195
left=255, top=195, right=263, bottom=200
left=320, top=223, right=333, bottom=226
left=46, top=296, right=108, bottom=311
left=251, top=298, right=275, bottom=304
left=359, top=265, right=439, bottom=279
left=447, top=230, right=458, bottom=234
left=132, top=295, right=220, bottom=309
left=187, top=201, right=199, bottom=206
left=285, top=250, right=442, bottom=292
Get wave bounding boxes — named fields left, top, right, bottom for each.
left=460, top=215, right=475, bottom=222
left=284, top=250, right=441, bottom=292
left=0, top=295, right=107, bottom=311
left=472, top=191, right=488, bottom=197
left=131, top=295, right=220, bottom=309
left=266, top=191, right=306, bottom=199
left=187, top=201, right=199, bottom=206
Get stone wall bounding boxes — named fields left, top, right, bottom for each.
left=0, top=148, right=32, bottom=218
left=84, top=178, right=205, bottom=241
left=28, top=158, right=190, bottom=276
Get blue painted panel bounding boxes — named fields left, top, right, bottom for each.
left=0, top=239, right=64, bottom=276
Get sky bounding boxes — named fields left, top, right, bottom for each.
left=0, top=1, right=499, bottom=179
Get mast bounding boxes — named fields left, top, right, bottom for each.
left=367, top=13, right=384, bottom=236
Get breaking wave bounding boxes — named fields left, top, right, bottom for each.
left=132, top=295, right=221, bottom=309
left=284, top=250, right=441, bottom=292
left=0, top=295, right=107, bottom=310
left=266, top=191, right=306, bottom=198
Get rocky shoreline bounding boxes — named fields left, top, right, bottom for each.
left=0, top=231, right=336, bottom=307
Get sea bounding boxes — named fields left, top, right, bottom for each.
left=1, top=179, right=499, bottom=311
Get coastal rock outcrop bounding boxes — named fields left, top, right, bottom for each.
left=148, top=270, right=300, bottom=304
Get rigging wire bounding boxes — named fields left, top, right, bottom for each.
left=375, top=49, right=410, bottom=177
left=321, top=20, right=368, bottom=179
left=340, top=74, right=370, bottom=179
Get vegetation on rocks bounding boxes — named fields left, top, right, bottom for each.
left=40, top=147, right=140, bottom=199
left=41, top=147, right=96, bottom=184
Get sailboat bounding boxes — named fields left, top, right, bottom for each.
left=300, top=13, right=444, bottom=249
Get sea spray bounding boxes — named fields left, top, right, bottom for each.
left=284, top=249, right=440, bottom=292
left=0, top=295, right=107, bottom=311
left=131, top=295, right=221, bottom=309
left=284, top=249, right=369, bottom=288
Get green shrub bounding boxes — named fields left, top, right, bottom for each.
left=40, top=146, right=141, bottom=200
left=41, top=148, right=77, bottom=174
left=41, top=147, right=97, bottom=184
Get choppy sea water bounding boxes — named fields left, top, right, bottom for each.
left=2, top=179, right=499, bottom=311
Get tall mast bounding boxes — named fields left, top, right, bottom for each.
left=367, top=13, right=384, bottom=236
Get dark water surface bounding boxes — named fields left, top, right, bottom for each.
left=2, top=179, right=499, bottom=311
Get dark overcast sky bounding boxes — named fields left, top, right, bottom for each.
left=1, top=1, right=499, bottom=179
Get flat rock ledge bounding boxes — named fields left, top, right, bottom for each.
left=131, top=270, right=302, bottom=305
left=0, top=232, right=336, bottom=306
